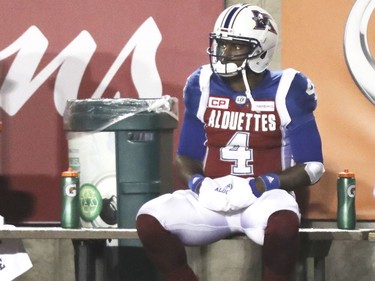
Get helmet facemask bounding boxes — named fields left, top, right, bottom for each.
left=208, top=34, right=263, bottom=77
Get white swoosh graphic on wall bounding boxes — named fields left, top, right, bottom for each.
left=344, top=0, right=375, bottom=105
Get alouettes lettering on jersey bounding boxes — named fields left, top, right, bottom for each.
left=203, top=92, right=282, bottom=178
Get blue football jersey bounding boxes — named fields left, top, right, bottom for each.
left=178, top=65, right=323, bottom=178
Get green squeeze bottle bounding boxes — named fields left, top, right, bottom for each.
left=61, top=167, right=80, bottom=228
left=337, top=169, right=356, bottom=230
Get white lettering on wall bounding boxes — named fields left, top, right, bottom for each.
left=0, top=17, right=162, bottom=116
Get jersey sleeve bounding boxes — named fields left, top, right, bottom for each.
left=177, top=68, right=207, bottom=161
left=286, top=72, right=318, bottom=128
left=285, top=72, right=323, bottom=163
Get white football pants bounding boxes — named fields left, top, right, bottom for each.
left=137, top=189, right=300, bottom=246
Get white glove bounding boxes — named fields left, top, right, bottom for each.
left=198, top=175, right=258, bottom=212
left=227, top=176, right=258, bottom=210
left=198, top=177, right=229, bottom=211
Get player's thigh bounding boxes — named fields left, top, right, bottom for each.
left=240, top=189, right=300, bottom=245
left=137, top=190, right=200, bottom=222
left=137, top=189, right=232, bottom=245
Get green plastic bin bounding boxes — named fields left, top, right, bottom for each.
left=64, top=97, right=178, bottom=247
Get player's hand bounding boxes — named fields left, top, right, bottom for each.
left=226, top=176, right=258, bottom=211
left=198, top=175, right=257, bottom=212
left=197, top=177, right=229, bottom=211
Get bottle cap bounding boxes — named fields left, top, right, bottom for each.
left=338, top=168, right=355, bottom=178
left=62, top=167, right=78, bottom=177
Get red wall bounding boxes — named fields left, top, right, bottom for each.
left=0, top=1, right=223, bottom=223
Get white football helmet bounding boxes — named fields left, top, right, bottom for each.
left=208, top=4, right=278, bottom=76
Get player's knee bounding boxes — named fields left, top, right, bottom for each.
left=136, top=214, right=165, bottom=243
left=265, top=210, right=299, bottom=240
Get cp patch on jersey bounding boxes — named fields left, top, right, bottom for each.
left=208, top=97, right=230, bottom=109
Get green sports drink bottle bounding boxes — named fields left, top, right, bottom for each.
left=337, top=169, right=356, bottom=229
left=61, top=167, right=80, bottom=228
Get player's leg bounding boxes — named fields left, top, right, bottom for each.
left=137, top=214, right=197, bottom=281
left=240, top=189, right=300, bottom=281
left=136, top=189, right=233, bottom=281
left=262, top=209, right=299, bottom=281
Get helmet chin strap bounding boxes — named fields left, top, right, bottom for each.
left=241, top=64, right=275, bottom=113
left=215, top=59, right=262, bottom=113
left=214, top=61, right=239, bottom=77
left=241, top=66, right=256, bottom=104
left=214, top=56, right=249, bottom=77
left=241, top=62, right=267, bottom=113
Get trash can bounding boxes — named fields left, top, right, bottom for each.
left=64, top=96, right=178, bottom=281
left=64, top=96, right=178, bottom=232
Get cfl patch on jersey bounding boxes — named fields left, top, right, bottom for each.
left=208, top=97, right=230, bottom=109
left=235, top=95, right=247, bottom=105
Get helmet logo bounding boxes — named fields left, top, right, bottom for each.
left=251, top=10, right=277, bottom=35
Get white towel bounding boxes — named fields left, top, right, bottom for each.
left=0, top=216, right=33, bottom=281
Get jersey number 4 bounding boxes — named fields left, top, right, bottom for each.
left=220, top=132, right=254, bottom=176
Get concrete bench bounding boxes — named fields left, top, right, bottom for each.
left=230, top=228, right=375, bottom=281
left=1, top=226, right=373, bottom=240
left=0, top=227, right=374, bottom=281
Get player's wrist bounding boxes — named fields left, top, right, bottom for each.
left=249, top=179, right=262, bottom=198
left=249, top=173, right=281, bottom=197
left=188, top=174, right=205, bottom=193
left=258, top=173, right=281, bottom=191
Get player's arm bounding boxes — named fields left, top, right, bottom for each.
left=251, top=120, right=324, bottom=195
left=176, top=110, right=206, bottom=186
left=251, top=73, right=324, bottom=195
left=176, top=155, right=204, bottom=187
left=176, top=67, right=207, bottom=187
